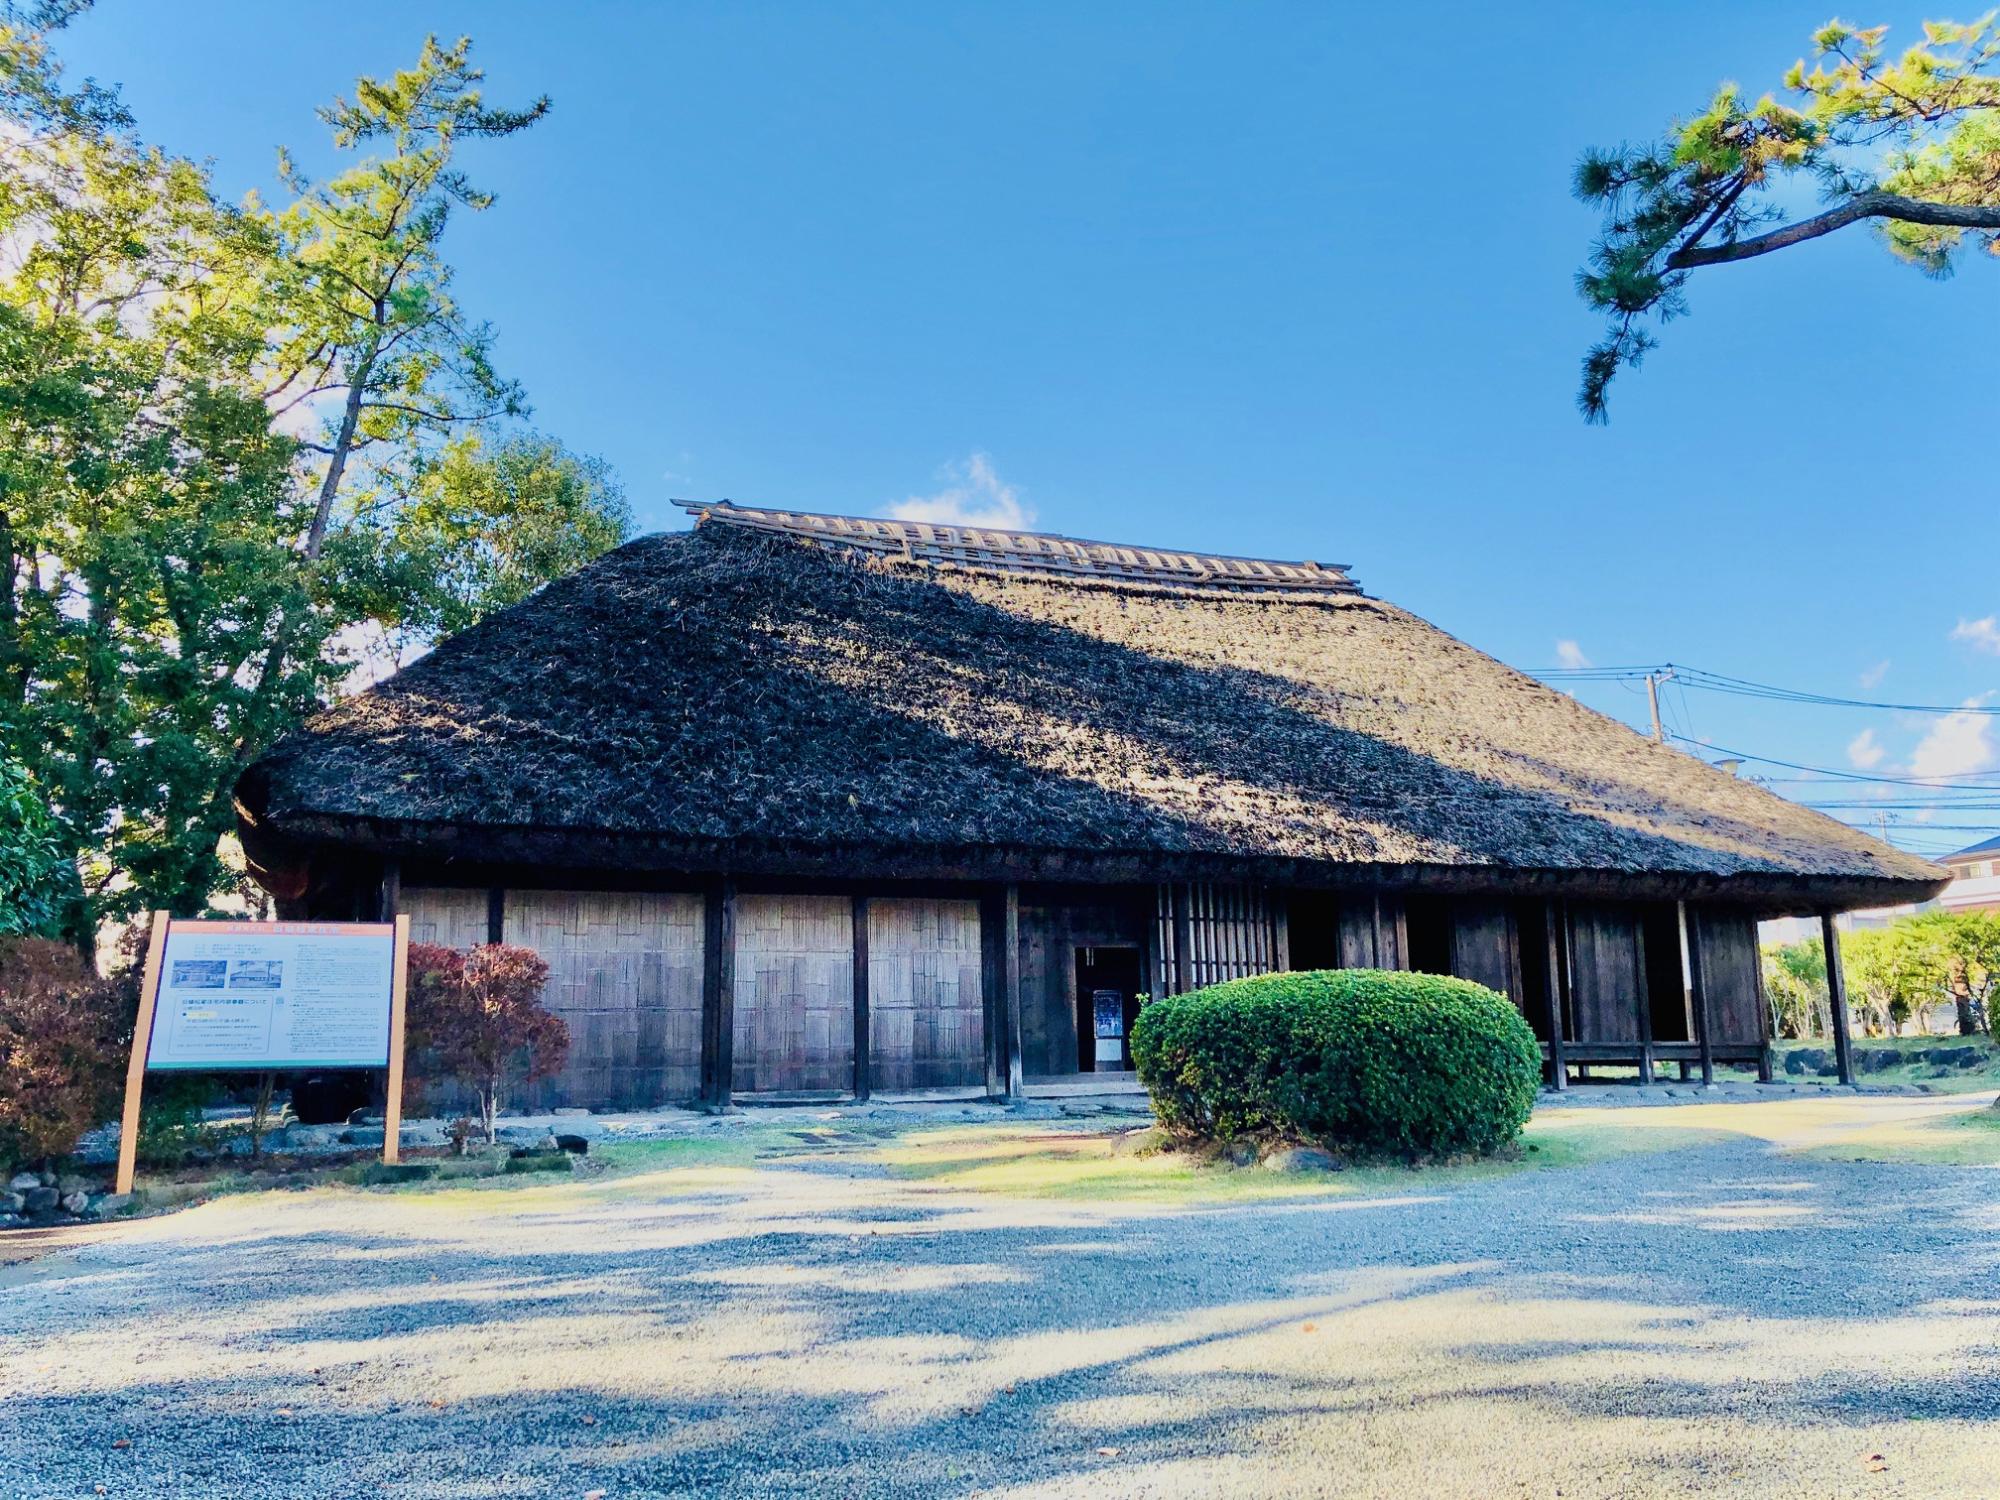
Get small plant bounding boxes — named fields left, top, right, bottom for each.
left=0, top=937, right=134, bottom=1172
left=1130, top=968, right=1542, bottom=1158
left=405, top=942, right=568, bottom=1146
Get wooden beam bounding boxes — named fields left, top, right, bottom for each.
left=383, top=914, right=410, bottom=1165
left=1542, top=901, right=1567, bottom=1090
left=114, top=911, right=170, bottom=1196
left=981, top=887, right=1006, bottom=1098
left=1631, top=912, right=1654, bottom=1085
left=1172, top=882, right=1192, bottom=996
left=851, top=894, right=871, bottom=1102
left=1684, top=903, right=1715, bottom=1087
left=1003, top=882, right=1024, bottom=1097
left=700, top=877, right=737, bottom=1108
left=1822, top=911, right=1855, bottom=1087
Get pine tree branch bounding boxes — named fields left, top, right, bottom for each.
left=1669, top=191, right=2000, bottom=268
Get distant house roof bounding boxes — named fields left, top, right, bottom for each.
left=1945, top=833, right=2000, bottom=863
left=237, top=506, right=1946, bottom=909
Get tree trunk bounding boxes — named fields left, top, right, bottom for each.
left=482, top=1076, right=499, bottom=1146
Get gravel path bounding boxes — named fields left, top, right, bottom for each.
left=3, top=1099, right=1998, bottom=1498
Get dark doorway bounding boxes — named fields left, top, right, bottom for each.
left=1641, top=902, right=1692, bottom=1042
left=1075, top=946, right=1143, bottom=1071
left=1404, top=895, right=1453, bottom=975
left=1287, top=892, right=1341, bottom=971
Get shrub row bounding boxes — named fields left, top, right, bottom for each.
left=1129, top=968, right=1542, bottom=1157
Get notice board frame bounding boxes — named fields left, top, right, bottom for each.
left=114, top=912, right=410, bottom=1194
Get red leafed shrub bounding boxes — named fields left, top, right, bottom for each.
left=405, top=942, right=567, bottom=1143
left=0, top=937, right=135, bottom=1171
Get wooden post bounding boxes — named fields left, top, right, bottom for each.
left=1542, top=902, right=1567, bottom=1091
left=113, top=912, right=171, bottom=1196
left=382, top=914, right=410, bottom=1165
left=1003, top=883, right=1024, bottom=1096
left=1684, top=903, right=1715, bottom=1087
left=700, top=877, right=737, bottom=1108
left=1171, top=883, right=1192, bottom=996
left=486, top=887, right=505, bottom=945
left=851, top=895, right=871, bottom=1102
left=1823, top=911, right=1854, bottom=1087
left=377, top=858, right=401, bottom=923
left=1631, top=915, right=1655, bottom=1085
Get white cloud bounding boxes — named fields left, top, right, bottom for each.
left=1846, top=728, right=1886, bottom=770
left=885, top=453, right=1033, bottom=530
left=1859, top=659, right=1890, bottom=689
left=1908, top=695, right=1997, bottom=784
left=1951, top=616, right=2000, bottom=655
left=1554, top=639, right=1591, bottom=669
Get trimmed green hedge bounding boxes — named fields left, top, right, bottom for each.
left=1129, top=969, right=1542, bottom=1157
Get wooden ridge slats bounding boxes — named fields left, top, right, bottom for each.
left=1152, top=882, right=1283, bottom=994
left=674, top=498, right=1363, bottom=596
left=869, top=897, right=984, bottom=1091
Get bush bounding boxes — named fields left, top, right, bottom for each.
left=1129, top=968, right=1542, bottom=1157
left=0, top=937, right=134, bottom=1171
left=404, top=942, right=568, bottom=1144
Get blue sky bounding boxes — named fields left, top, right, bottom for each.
left=58, top=1, right=1999, bottom=858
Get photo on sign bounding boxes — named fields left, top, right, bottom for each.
left=170, top=959, right=226, bottom=989
left=227, top=959, right=284, bottom=990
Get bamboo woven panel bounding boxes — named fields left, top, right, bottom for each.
left=504, top=890, right=704, bottom=1107
left=732, top=893, right=855, bottom=1094
left=868, top=898, right=983, bottom=1090
left=403, top=887, right=489, bottom=952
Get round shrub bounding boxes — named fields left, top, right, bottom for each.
left=1129, top=968, right=1542, bottom=1157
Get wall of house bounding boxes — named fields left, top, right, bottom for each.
left=732, top=893, right=854, bottom=1094
left=1020, top=889, right=1149, bottom=1077
left=868, top=897, right=984, bottom=1090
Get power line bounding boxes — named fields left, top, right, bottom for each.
left=1532, top=662, right=2000, bottom=716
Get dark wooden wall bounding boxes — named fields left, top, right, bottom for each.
left=1448, top=898, right=1523, bottom=1003
left=732, top=893, right=855, bottom=1093
left=1566, top=901, right=1647, bottom=1045
left=1693, top=908, right=1766, bottom=1047
left=1336, top=893, right=1407, bottom=969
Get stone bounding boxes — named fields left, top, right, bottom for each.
left=0, top=1213, right=23, bottom=1229
left=1785, top=1049, right=1826, bottom=1076
left=1221, top=1140, right=1258, bottom=1167
left=341, top=1127, right=386, bottom=1148
left=225, top=1135, right=257, bottom=1158
left=553, top=1134, right=590, bottom=1155
left=0, top=1191, right=22, bottom=1214
left=552, top=1107, right=590, bottom=1117
left=60, top=1190, right=88, bottom=1215
left=1262, top=1145, right=1342, bottom=1174
left=56, top=1173, right=91, bottom=1196
left=91, top=1193, right=132, bottom=1218
left=9, top=1171, right=40, bottom=1192
left=22, top=1186, right=59, bottom=1214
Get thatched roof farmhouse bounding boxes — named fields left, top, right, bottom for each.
left=238, top=502, right=1945, bottom=1106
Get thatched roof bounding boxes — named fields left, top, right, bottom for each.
left=238, top=507, right=1945, bottom=910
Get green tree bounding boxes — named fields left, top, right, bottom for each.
left=1574, top=15, right=2000, bottom=419
left=1899, top=910, right=2000, bottom=1034
left=0, top=759, right=67, bottom=937
left=1762, top=938, right=1828, bottom=1038
left=0, top=15, right=624, bottom=947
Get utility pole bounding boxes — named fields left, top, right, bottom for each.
left=1646, top=667, right=1676, bottom=743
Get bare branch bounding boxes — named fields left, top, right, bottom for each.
left=1669, top=191, right=2000, bottom=269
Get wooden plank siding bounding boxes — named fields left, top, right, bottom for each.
left=1448, top=898, right=1524, bottom=1005
left=504, top=890, right=705, bottom=1107
left=1337, top=893, right=1408, bottom=970
left=732, top=893, right=855, bottom=1094
left=1565, top=901, right=1647, bottom=1045
left=868, top=898, right=985, bottom=1090
left=1691, top=908, right=1766, bottom=1048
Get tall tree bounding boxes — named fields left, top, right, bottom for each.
left=1574, top=15, right=2000, bottom=419
left=0, top=17, right=625, bottom=948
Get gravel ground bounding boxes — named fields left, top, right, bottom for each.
left=3, top=1097, right=1998, bottom=1498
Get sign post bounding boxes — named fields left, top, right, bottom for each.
left=114, top=915, right=408, bottom=1195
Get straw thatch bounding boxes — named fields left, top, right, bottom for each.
left=238, top=514, right=1945, bottom=909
